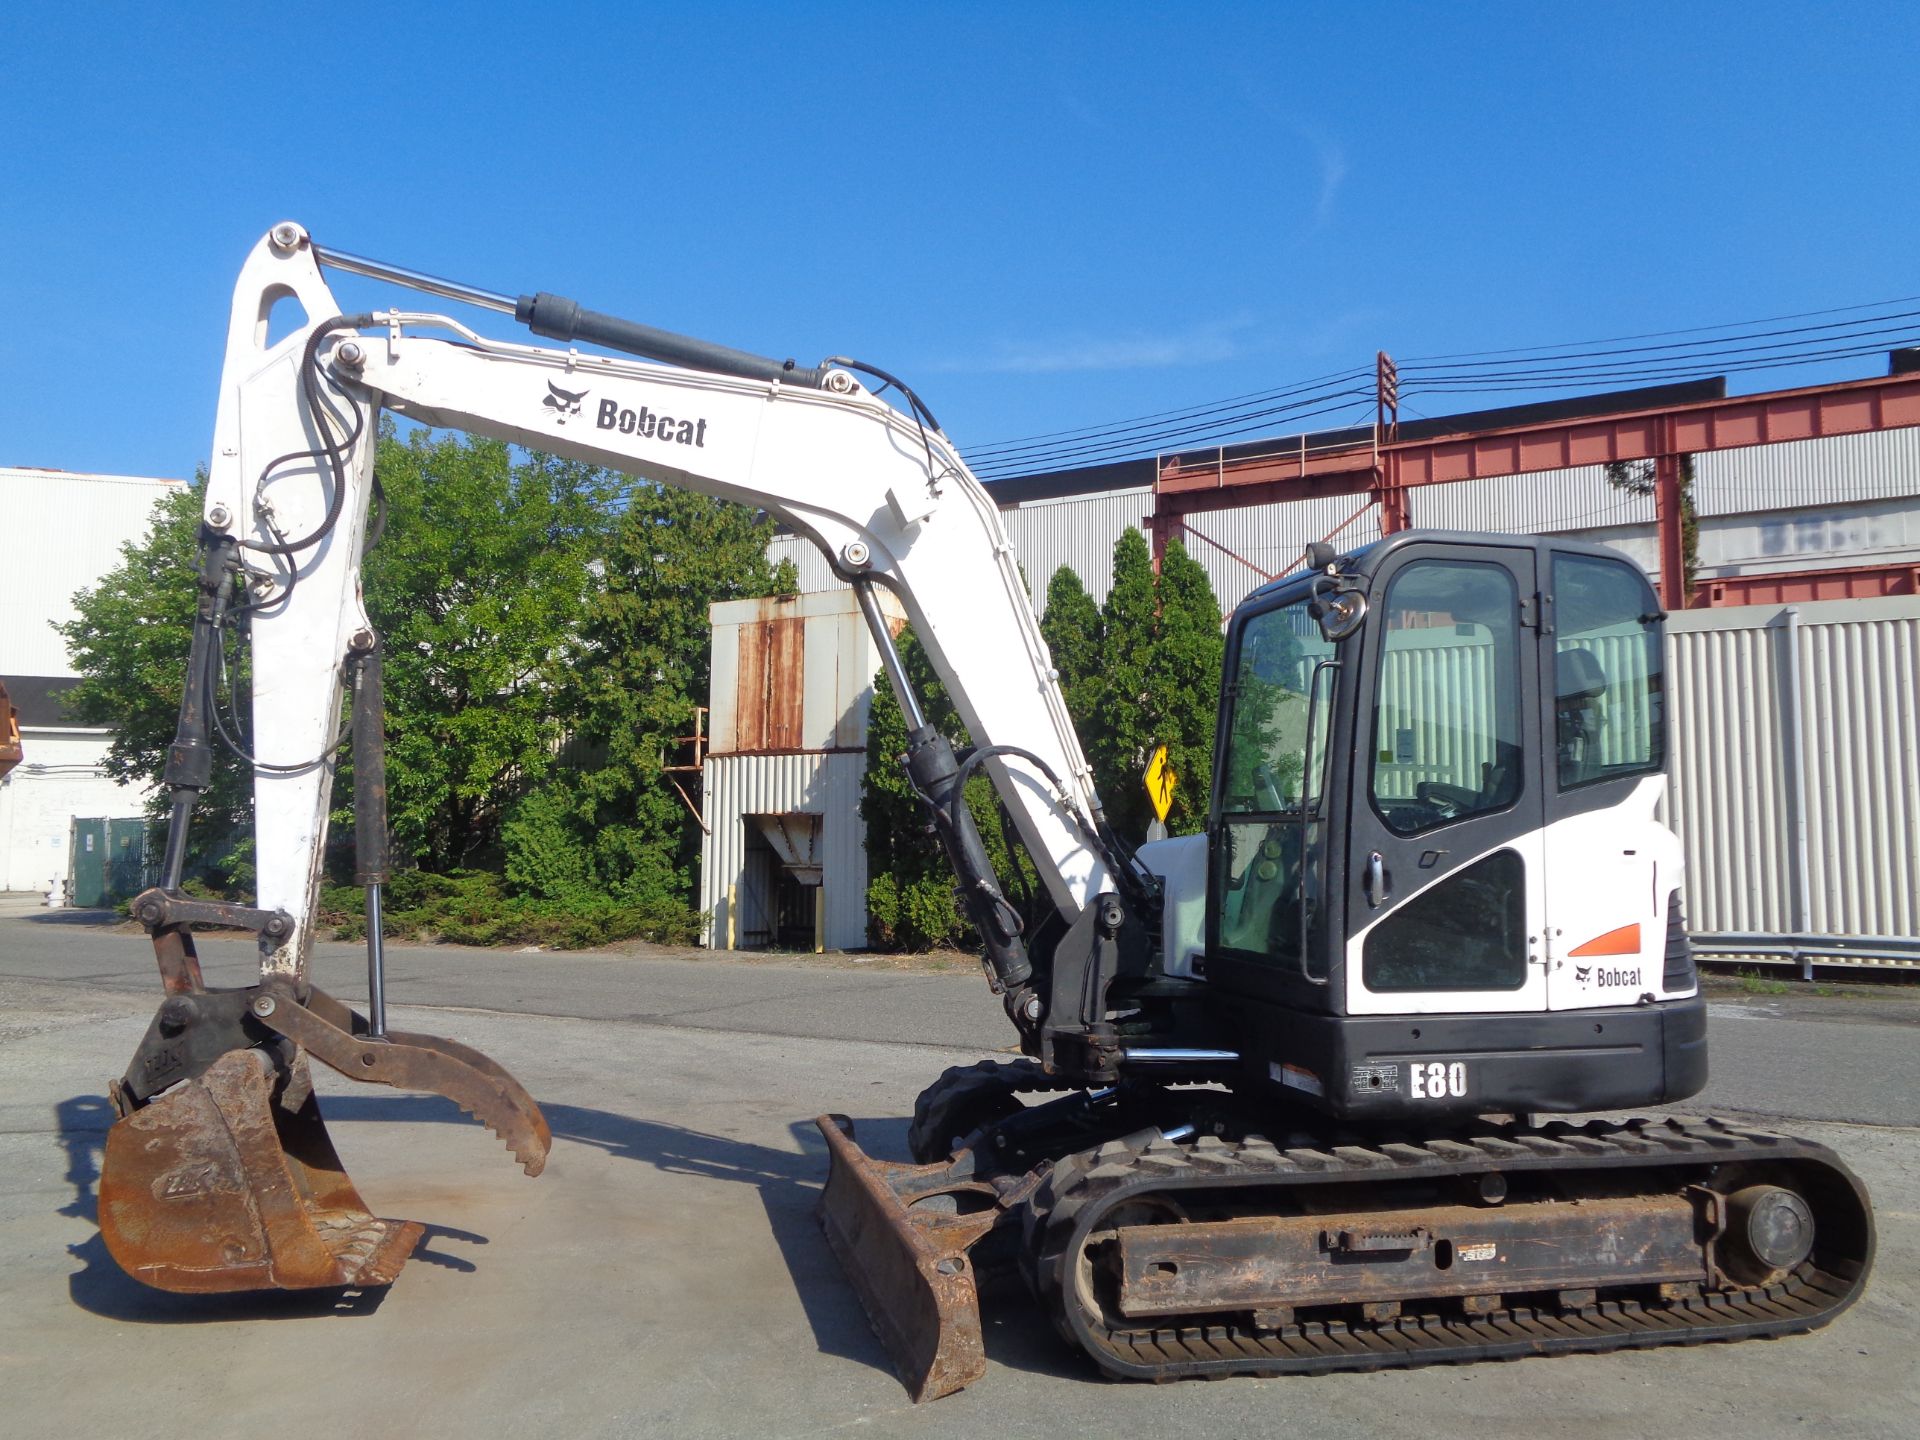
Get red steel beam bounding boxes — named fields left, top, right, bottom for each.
left=1151, top=369, right=1920, bottom=609
left=1157, top=370, right=1920, bottom=511
left=1388, top=371, right=1920, bottom=487
left=1696, top=561, right=1920, bottom=607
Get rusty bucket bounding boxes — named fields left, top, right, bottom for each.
left=99, top=1048, right=423, bottom=1292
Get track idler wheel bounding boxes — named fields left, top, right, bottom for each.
left=1720, top=1183, right=1817, bottom=1284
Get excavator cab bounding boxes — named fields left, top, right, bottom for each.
left=1200, top=530, right=1709, bottom=1120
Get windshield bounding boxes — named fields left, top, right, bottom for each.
left=1219, top=593, right=1338, bottom=814
left=1213, top=591, right=1339, bottom=971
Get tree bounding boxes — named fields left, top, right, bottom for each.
left=1083, top=527, right=1161, bottom=840
left=1039, top=566, right=1103, bottom=730
left=1064, top=531, right=1228, bottom=841
left=56, top=475, right=255, bottom=884
left=1605, top=455, right=1697, bottom=599
left=365, top=431, right=617, bottom=872
left=1144, top=539, right=1226, bottom=835
left=505, top=485, right=794, bottom=914
left=862, top=627, right=1038, bottom=951
left=60, top=432, right=788, bottom=938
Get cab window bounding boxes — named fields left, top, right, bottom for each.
left=1552, top=554, right=1664, bottom=789
left=1369, top=560, right=1524, bottom=836
left=1213, top=595, right=1336, bottom=966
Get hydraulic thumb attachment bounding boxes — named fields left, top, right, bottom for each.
left=98, top=570, right=550, bottom=1294
left=101, top=919, right=552, bottom=1292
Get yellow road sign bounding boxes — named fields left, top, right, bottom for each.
left=1144, top=744, right=1176, bottom=823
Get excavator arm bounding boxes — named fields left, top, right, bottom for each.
left=96, top=225, right=1875, bottom=1404
left=100, top=223, right=1144, bottom=1394
left=203, top=223, right=1112, bottom=989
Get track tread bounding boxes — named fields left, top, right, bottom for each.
left=1021, top=1115, right=1874, bottom=1383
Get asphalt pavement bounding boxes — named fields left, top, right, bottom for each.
left=1, top=911, right=1915, bottom=1439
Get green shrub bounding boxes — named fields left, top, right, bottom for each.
left=318, top=869, right=700, bottom=949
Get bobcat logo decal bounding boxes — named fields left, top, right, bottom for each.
left=1574, top=965, right=1592, bottom=985
left=543, top=381, right=589, bottom=424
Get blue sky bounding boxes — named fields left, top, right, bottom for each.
left=3, top=3, right=1916, bottom=480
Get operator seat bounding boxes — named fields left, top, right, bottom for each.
left=1555, top=646, right=1608, bottom=785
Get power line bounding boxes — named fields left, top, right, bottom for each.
left=1404, top=292, right=1920, bottom=361
left=960, top=292, right=1920, bottom=481
left=965, top=366, right=1370, bottom=461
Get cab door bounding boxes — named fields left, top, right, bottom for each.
left=1342, top=542, right=1548, bottom=1017
left=1539, top=547, right=1673, bottom=1009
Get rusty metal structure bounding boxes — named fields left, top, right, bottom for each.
left=1150, top=365, right=1920, bottom=611
left=0, top=681, right=20, bottom=781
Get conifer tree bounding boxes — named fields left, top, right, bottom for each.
left=1145, top=538, right=1226, bottom=835
left=1080, top=528, right=1154, bottom=838
left=1039, top=566, right=1103, bottom=731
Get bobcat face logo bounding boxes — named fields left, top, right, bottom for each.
left=543, top=381, right=589, bottom=424
left=1574, top=965, right=1592, bottom=985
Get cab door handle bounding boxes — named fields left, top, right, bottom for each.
left=1365, top=850, right=1389, bottom=908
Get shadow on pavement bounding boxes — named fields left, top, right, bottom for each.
left=54, top=1086, right=1088, bottom=1385
left=17, top=908, right=125, bottom=927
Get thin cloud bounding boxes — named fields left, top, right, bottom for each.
left=1311, top=135, right=1347, bottom=229
left=940, top=316, right=1258, bottom=375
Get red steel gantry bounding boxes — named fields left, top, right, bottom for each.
left=1149, top=364, right=1920, bottom=609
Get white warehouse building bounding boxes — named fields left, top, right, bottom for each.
left=0, top=467, right=186, bottom=901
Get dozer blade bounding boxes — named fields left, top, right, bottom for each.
left=99, top=1048, right=423, bottom=1292
left=815, top=1114, right=1011, bottom=1403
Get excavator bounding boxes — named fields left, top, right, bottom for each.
left=97, top=223, right=1873, bottom=1401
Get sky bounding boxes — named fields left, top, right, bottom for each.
left=3, top=3, right=1918, bottom=482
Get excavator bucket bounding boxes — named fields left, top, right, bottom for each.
left=99, top=969, right=550, bottom=1296
left=815, top=1115, right=1013, bottom=1403
left=100, top=1048, right=423, bottom=1292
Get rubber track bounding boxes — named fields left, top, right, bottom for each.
left=1025, top=1115, right=1874, bottom=1382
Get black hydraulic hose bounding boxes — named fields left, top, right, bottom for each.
left=947, top=743, right=1157, bottom=921
left=155, top=536, right=237, bottom=891
left=244, top=314, right=376, bottom=558
left=205, top=614, right=350, bottom=774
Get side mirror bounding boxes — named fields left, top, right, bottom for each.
left=1315, top=588, right=1368, bottom=642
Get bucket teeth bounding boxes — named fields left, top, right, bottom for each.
left=254, top=984, right=552, bottom=1177
left=99, top=982, right=550, bottom=1295
left=99, top=1048, right=424, bottom=1292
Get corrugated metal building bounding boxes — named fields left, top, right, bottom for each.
left=1666, top=596, right=1920, bottom=957
left=755, top=428, right=1919, bottom=960
left=772, top=428, right=1920, bottom=619
left=0, top=467, right=185, bottom=898
left=699, top=587, right=905, bottom=951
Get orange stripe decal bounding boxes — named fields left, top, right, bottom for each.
left=1568, top=923, right=1642, bottom=958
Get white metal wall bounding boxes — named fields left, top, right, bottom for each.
left=1000, top=490, right=1151, bottom=612
left=708, top=589, right=894, bottom=754
left=0, top=730, right=146, bottom=895
left=0, top=468, right=185, bottom=677
left=765, top=532, right=842, bottom=598
left=699, top=751, right=868, bottom=950
left=1665, top=596, right=1920, bottom=946
left=1694, top=428, right=1920, bottom=517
